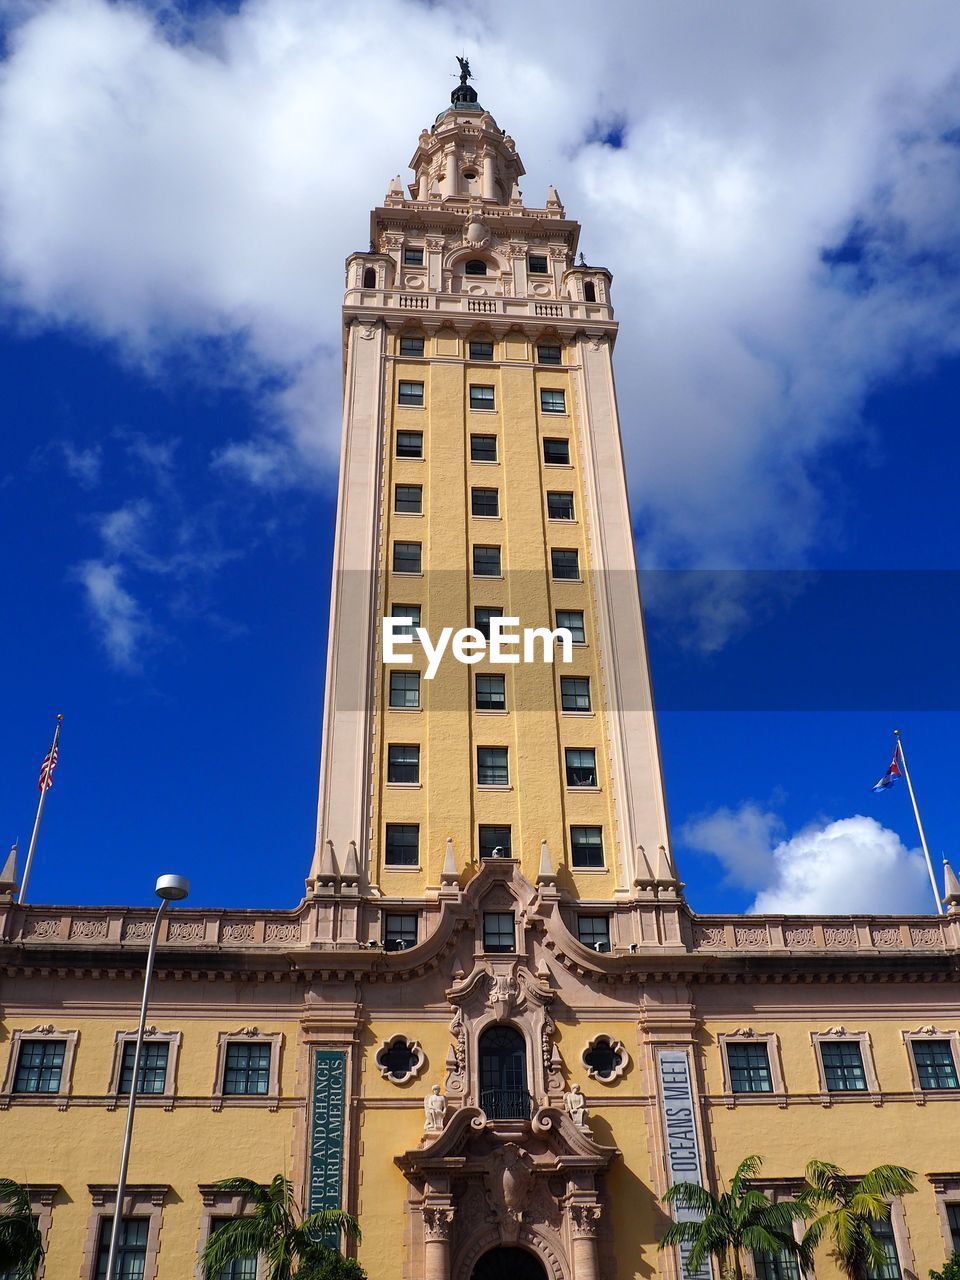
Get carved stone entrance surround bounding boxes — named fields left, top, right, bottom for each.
left=396, top=1106, right=618, bottom=1280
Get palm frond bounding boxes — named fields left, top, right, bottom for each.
left=730, top=1155, right=764, bottom=1200
left=300, top=1210, right=361, bottom=1244
left=201, top=1218, right=267, bottom=1280
left=857, top=1167, right=917, bottom=1201
left=659, top=1221, right=705, bottom=1250
left=211, top=1177, right=271, bottom=1207
left=662, top=1182, right=717, bottom=1216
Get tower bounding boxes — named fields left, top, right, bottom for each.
left=308, top=68, right=678, bottom=909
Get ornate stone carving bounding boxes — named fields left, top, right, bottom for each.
left=27, top=1024, right=55, bottom=1035
left=563, top=1083, right=589, bottom=1131
left=24, top=918, right=60, bottom=940
left=823, top=926, right=857, bottom=949
left=221, top=922, right=255, bottom=943
left=784, top=926, right=816, bottom=948
left=167, top=920, right=204, bottom=942
left=692, top=924, right=726, bottom=948
left=122, top=919, right=153, bottom=941
left=426, top=236, right=446, bottom=252
left=570, top=1202, right=602, bottom=1237
left=734, top=926, right=767, bottom=949
left=423, top=1085, right=448, bottom=1132
left=69, top=919, right=108, bottom=940
left=445, top=1008, right=466, bottom=1095
left=484, top=1143, right=533, bottom=1239
left=264, top=921, right=301, bottom=943
left=487, top=972, right=518, bottom=1019
left=421, top=1205, right=453, bottom=1241
left=376, top=1036, right=425, bottom=1084
left=826, top=1026, right=849, bottom=1037
left=911, top=925, right=942, bottom=947
left=871, top=926, right=902, bottom=948
left=582, top=1035, right=628, bottom=1083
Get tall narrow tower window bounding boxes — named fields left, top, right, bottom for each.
left=584, top=280, right=597, bottom=302
left=363, top=266, right=376, bottom=288
left=465, top=259, right=488, bottom=276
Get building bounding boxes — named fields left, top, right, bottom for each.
left=3, top=65, right=960, bottom=1280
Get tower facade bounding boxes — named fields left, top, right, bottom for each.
left=310, top=77, right=676, bottom=906
left=3, top=69, right=960, bottom=1280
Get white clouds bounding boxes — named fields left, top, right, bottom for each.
left=2, top=0, right=960, bottom=573
left=682, top=802, right=932, bottom=914
left=74, top=558, right=149, bottom=669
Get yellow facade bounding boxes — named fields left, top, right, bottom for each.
left=3, top=73, right=960, bottom=1280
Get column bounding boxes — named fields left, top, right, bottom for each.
left=441, top=147, right=457, bottom=199
left=481, top=148, right=496, bottom=200
left=570, top=1203, right=602, bottom=1280
left=422, top=1203, right=454, bottom=1280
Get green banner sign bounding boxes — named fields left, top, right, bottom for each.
left=308, top=1049, right=347, bottom=1233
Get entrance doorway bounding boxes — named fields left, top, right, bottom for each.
left=471, top=1246, right=548, bottom=1279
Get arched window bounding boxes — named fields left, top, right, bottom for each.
left=583, top=280, right=597, bottom=302
left=478, top=1025, right=529, bottom=1119
left=465, top=259, right=488, bottom=276
left=363, top=266, right=376, bottom=288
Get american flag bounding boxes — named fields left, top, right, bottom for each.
left=38, top=744, right=58, bottom=792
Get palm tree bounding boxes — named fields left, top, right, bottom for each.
left=200, top=1176, right=362, bottom=1280
left=802, top=1160, right=917, bottom=1280
left=0, top=1178, right=44, bottom=1280
left=659, top=1155, right=811, bottom=1280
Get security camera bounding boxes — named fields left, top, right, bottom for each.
left=628, top=943, right=638, bottom=954
left=594, top=941, right=609, bottom=954
left=491, top=846, right=505, bottom=858
left=395, top=939, right=407, bottom=950
left=367, top=940, right=380, bottom=949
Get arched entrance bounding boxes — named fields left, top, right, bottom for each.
left=478, top=1025, right=529, bottom=1119
left=472, top=1245, right=548, bottom=1280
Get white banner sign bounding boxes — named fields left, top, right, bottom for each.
left=656, top=1048, right=712, bottom=1280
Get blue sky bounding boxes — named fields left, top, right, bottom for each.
left=1, top=0, right=959, bottom=914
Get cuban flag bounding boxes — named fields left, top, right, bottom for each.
left=873, top=747, right=903, bottom=792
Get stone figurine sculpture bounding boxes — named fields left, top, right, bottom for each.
left=424, top=1084, right=448, bottom=1132
left=564, top=1082, right=589, bottom=1129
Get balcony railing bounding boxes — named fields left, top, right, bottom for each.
left=480, top=1088, right=531, bottom=1120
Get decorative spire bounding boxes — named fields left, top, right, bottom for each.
left=536, top=840, right=557, bottom=888
left=943, top=858, right=960, bottom=912
left=0, top=841, right=18, bottom=898
left=451, top=55, right=479, bottom=108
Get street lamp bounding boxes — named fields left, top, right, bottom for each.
left=104, top=874, right=189, bottom=1280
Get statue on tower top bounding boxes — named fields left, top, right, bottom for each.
left=451, top=54, right=479, bottom=107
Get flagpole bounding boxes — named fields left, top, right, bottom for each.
left=893, top=729, right=942, bottom=916
left=18, top=714, right=62, bottom=906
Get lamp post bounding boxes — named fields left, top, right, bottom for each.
left=104, top=874, right=189, bottom=1280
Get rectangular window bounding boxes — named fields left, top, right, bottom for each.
left=946, top=1204, right=960, bottom=1254
left=543, top=438, right=570, bottom=465
left=399, top=335, right=425, bottom=356
left=565, top=748, right=598, bottom=787
left=868, top=1218, right=902, bottom=1280
left=390, top=604, right=421, bottom=637
left=556, top=610, right=585, bottom=644
left=119, top=1040, right=169, bottom=1095
left=474, top=607, right=503, bottom=640
left=470, top=385, right=496, bottom=412
left=398, top=380, right=424, bottom=407
left=396, top=430, right=423, bottom=459
left=470, top=434, right=498, bottom=463
left=537, top=343, right=562, bottom=365
left=540, top=388, right=566, bottom=414
left=727, top=1042, right=773, bottom=1094
left=911, top=1040, right=959, bottom=1090
left=383, top=912, right=418, bottom=951
left=223, top=1042, right=271, bottom=1096
left=820, top=1040, right=868, bottom=1092
left=561, top=676, right=591, bottom=712
left=477, top=746, right=509, bottom=787
left=394, top=484, right=423, bottom=514
left=571, top=825, right=604, bottom=868
left=476, top=673, right=506, bottom=711
left=528, top=255, right=549, bottom=274
left=95, top=1217, right=149, bottom=1280
left=479, top=826, right=512, bottom=859
left=577, top=916, right=610, bottom=950
left=385, top=823, right=419, bottom=867
left=483, top=912, right=516, bottom=953
left=469, top=340, right=494, bottom=361
left=210, top=1219, right=257, bottom=1280
left=403, top=247, right=424, bottom=266
left=392, top=541, right=422, bottom=574
left=387, top=744, right=420, bottom=784
left=389, top=671, right=421, bottom=709
left=754, top=1251, right=801, bottom=1280
left=473, top=545, right=501, bottom=577
left=551, top=548, right=580, bottom=580
left=547, top=491, right=575, bottom=520
left=13, top=1040, right=65, bottom=1094
left=471, top=487, right=499, bottom=517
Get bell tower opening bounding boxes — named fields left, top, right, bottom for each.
left=471, top=1246, right=548, bottom=1280
left=478, top=1024, right=529, bottom=1119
